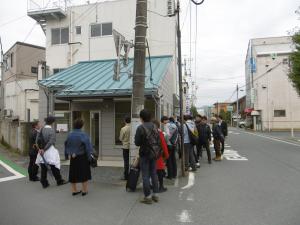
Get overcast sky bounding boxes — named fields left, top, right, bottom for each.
left=0, top=0, right=299, bottom=107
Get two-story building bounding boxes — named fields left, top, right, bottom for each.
left=245, top=36, right=300, bottom=131
left=27, top=0, right=178, bottom=160
left=1, top=42, right=45, bottom=121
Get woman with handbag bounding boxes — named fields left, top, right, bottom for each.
left=183, top=115, right=197, bottom=172
left=65, top=119, right=93, bottom=196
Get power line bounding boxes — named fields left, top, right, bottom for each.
left=0, top=15, right=27, bottom=28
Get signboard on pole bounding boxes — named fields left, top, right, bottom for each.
left=227, top=105, right=233, bottom=112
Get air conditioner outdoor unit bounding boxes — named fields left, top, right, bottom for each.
left=4, top=109, right=13, bottom=117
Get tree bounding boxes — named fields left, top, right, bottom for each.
left=288, top=8, right=300, bottom=94
left=219, top=109, right=231, bottom=123
left=190, top=105, right=198, bottom=118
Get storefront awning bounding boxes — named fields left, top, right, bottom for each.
left=39, top=55, right=173, bottom=98
left=244, top=108, right=254, bottom=114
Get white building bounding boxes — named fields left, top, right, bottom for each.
left=245, top=36, right=300, bottom=131
left=27, top=0, right=178, bottom=160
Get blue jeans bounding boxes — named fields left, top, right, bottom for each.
left=140, top=156, right=159, bottom=197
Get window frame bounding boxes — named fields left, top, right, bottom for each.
left=90, top=22, right=113, bottom=38
left=75, top=26, right=81, bottom=35
left=10, top=53, right=13, bottom=68
left=31, top=66, right=38, bottom=74
left=51, top=27, right=69, bottom=45
left=274, top=110, right=286, bottom=117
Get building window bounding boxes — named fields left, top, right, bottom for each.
left=91, top=24, right=101, bottom=37
left=115, top=101, right=131, bottom=145
left=51, top=27, right=69, bottom=45
left=10, top=53, right=13, bottom=67
left=53, top=68, right=65, bottom=74
left=31, top=67, right=38, bottom=74
left=90, top=23, right=112, bottom=37
left=102, top=23, right=112, bottom=36
left=75, top=26, right=81, bottom=35
left=274, top=110, right=286, bottom=117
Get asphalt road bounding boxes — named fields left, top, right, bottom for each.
left=0, top=128, right=300, bottom=225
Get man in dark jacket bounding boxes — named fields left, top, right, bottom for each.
left=211, top=117, right=223, bottom=161
left=218, top=115, right=228, bottom=155
left=196, top=116, right=212, bottom=164
left=135, top=109, right=159, bottom=204
left=28, top=121, right=41, bottom=181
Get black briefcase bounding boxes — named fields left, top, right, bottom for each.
left=126, top=166, right=140, bottom=192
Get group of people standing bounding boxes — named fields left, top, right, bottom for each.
left=119, top=109, right=228, bottom=204
left=27, top=110, right=227, bottom=203
left=28, top=116, right=93, bottom=196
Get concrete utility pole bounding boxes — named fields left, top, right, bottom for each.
left=175, top=0, right=186, bottom=177
left=236, top=84, right=239, bottom=128
left=0, top=37, right=5, bottom=119
left=130, top=0, right=148, bottom=160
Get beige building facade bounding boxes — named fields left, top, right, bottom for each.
left=245, top=36, right=300, bottom=131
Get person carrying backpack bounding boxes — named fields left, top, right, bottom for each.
left=161, top=116, right=178, bottom=179
left=183, top=115, right=197, bottom=172
left=35, top=116, right=67, bottom=188
left=135, top=109, right=161, bottom=204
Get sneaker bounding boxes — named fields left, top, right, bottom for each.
left=196, top=162, right=201, bottom=168
left=152, top=195, right=159, bottom=203
left=140, top=197, right=152, bottom=204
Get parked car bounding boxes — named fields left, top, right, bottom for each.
left=238, top=119, right=252, bottom=128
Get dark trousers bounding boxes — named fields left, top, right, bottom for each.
left=122, top=149, right=129, bottom=179
left=221, top=138, right=225, bottom=154
left=166, top=145, right=177, bottom=178
left=140, top=156, right=159, bottom=197
left=184, top=143, right=196, bottom=170
left=40, top=164, right=63, bottom=186
left=157, top=169, right=165, bottom=189
left=197, top=141, right=211, bottom=162
left=28, top=154, right=39, bottom=180
left=214, top=139, right=221, bottom=157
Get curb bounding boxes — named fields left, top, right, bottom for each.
left=0, top=153, right=27, bottom=176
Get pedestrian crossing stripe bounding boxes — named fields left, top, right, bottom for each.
left=223, top=150, right=248, bottom=161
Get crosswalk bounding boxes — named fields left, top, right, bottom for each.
left=209, top=142, right=248, bottom=161
left=222, top=143, right=248, bottom=161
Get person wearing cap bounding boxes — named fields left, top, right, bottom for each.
left=36, top=116, right=67, bottom=188
left=211, top=117, right=223, bottom=161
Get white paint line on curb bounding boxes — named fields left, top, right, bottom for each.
left=242, top=131, right=300, bottom=147
left=181, top=172, right=195, bottom=190
left=0, top=160, right=25, bottom=183
left=174, top=177, right=179, bottom=188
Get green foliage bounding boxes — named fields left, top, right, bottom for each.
left=289, top=32, right=300, bottom=94
left=219, top=109, right=231, bottom=123
left=190, top=105, right=198, bottom=118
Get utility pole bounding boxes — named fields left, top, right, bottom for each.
left=236, top=84, right=239, bottom=128
left=130, top=0, right=148, bottom=160
left=175, top=0, right=186, bottom=177
left=0, top=37, right=5, bottom=119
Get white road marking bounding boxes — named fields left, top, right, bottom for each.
left=242, top=131, right=300, bottom=147
left=174, top=177, right=179, bottom=188
left=181, top=172, right=195, bottom=190
left=177, top=210, right=193, bottom=223
left=0, top=160, right=25, bottom=183
left=223, top=150, right=248, bottom=161
left=186, top=193, right=195, bottom=202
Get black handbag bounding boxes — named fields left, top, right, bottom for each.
left=89, top=153, right=98, bottom=168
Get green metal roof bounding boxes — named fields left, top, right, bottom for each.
left=39, top=55, right=173, bottom=98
